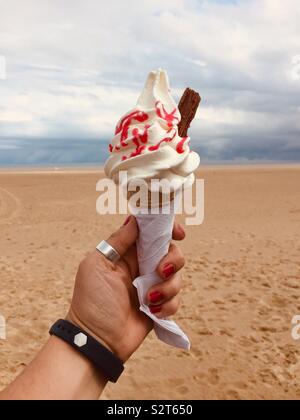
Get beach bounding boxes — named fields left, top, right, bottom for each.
left=0, top=164, right=300, bottom=400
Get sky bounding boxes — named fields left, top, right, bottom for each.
left=0, top=0, right=300, bottom=165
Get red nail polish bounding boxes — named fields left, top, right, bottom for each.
left=123, top=216, right=131, bottom=226
left=149, top=291, right=163, bottom=304
left=163, top=264, right=175, bottom=278
left=178, top=223, right=185, bottom=236
left=150, top=305, right=162, bottom=314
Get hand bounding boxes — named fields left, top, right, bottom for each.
left=67, top=216, right=186, bottom=362
left=0, top=217, right=186, bottom=400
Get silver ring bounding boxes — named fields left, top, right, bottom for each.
left=96, top=240, right=121, bottom=263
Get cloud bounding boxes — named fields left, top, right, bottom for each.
left=0, top=0, right=300, bottom=165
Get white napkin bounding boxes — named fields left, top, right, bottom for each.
left=130, top=200, right=190, bottom=350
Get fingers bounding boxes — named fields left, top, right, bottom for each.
left=99, top=217, right=185, bottom=281
left=172, top=222, right=186, bottom=241
left=121, top=242, right=139, bottom=279
left=149, top=295, right=181, bottom=319
left=147, top=241, right=185, bottom=319
left=148, top=272, right=182, bottom=306
left=106, top=216, right=138, bottom=257
left=156, top=243, right=185, bottom=280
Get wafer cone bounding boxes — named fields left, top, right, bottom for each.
left=127, top=189, right=175, bottom=211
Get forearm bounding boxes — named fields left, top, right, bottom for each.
left=0, top=336, right=107, bottom=400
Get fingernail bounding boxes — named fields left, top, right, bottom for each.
left=123, top=216, right=131, bottom=226
left=150, top=305, right=162, bottom=314
left=163, top=264, right=175, bottom=278
left=149, top=291, right=163, bottom=304
left=178, top=223, right=185, bottom=235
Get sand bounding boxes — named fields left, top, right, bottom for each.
left=0, top=165, right=300, bottom=400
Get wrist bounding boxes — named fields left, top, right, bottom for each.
left=66, top=309, right=129, bottom=362
left=66, top=310, right=115, bottom=354
left=49, top=335, right=108, bottom=394
left=2, top=336, right=108, bottom=400
left=54, top=317, right=124, bottom=382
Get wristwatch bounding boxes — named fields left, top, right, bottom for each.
left=49, top=319, right=124, bottom=383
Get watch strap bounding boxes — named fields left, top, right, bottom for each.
left=49, top=319, right=124, bottom=383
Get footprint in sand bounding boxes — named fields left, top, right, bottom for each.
left=191, top=348, right=203, bottom=359
left=177, top=386, right=189, bottom=395
left=0, top=187, right=20, bottom=223
left=226, top=389, right=241, bottom=400
left=207, top=368, right=220, bottom=385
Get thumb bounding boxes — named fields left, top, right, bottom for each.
left=106, top=216, right=138, bottom=257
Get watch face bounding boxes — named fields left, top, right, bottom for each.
left=74, top=333, right=88, bottom=348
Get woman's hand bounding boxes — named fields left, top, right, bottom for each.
left=0, top=216, right=186, bottom=400
left=67, top=216, right=186, bottom=362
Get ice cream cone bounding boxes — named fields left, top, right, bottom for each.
left=127, top=189, right=175, bottom=211
left=104, top=69, right=201, bottom=349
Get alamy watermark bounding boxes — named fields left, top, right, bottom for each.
left=291, top=315, right=300, bottom=341
left=0, top=314, right=6, bottom=340
left=0, top=55, right=6, bottom=80
left=291, top=55, right=300, bottom=81
left=96, top=171, right=204, bottom=226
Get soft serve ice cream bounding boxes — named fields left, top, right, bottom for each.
left=104, top=69, right=200, bottom=192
